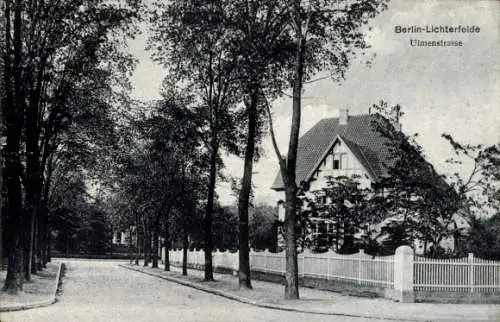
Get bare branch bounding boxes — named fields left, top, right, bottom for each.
left=263, top=96, right=285, bottom=169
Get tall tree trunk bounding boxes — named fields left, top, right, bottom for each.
left=21, top=0, right=44, bottom=279
left=37, top=208, right=45, bottom=269
left=163, top=210, right=170, bottom=271
left=128, top=226, right=133, bottom=264
left=24, top=62, right=44, bottom=281
left=152, top=219, right=159, bottom=268
left=46, top=233, right=51, bottom=263
left=3, top=0, right=25, bottom=293
left=281, top=24, right=305, bottom=299
left=135, top=233, right=140, bottom=265
left=40, top=154, right=53, bottom=267
left=25, top=76, right=43, bottom=279
left=143, top=228, right=150, bottom=267
left=31, top=215, right=39, bottom=273
left=23, top=213, right=32, bottom=280
left=238, top=92, right=258, bottom=290
left=182, top=223, right=188, bottom=276
left=204, top=132, right=217, bottom=281
left=283, top=183, right=299, bottom=299
left=134, top=212, right=140, bottom=265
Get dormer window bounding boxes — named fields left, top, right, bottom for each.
left=333, top=153, right=346, bottom=169
left=333, top=159, right=340, bottom=169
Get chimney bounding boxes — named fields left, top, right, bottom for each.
left=393, top=105, right=402, bottom=131
left=393, top=120, right=402, bottom=132
left=339, top=109, right=349, bottom=125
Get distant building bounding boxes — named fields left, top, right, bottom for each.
left=112, top=230, right=132, bottom=246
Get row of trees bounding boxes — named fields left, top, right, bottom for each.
left=1, top=0, right=141, bottom=293
left=135, top=0, right=390, bottom=299
left=107, top=86, right=279, bottom=271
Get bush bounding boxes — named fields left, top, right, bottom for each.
left=463, top=214, right=500, bottom=260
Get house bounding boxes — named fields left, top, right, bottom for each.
left=112, top=229, right=133, bottom=246
left=270, top=109, right=458, bottom=253
left=271, top=108, right=398, bottom=197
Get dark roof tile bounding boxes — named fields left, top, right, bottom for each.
left=271, top=114, right=394, bottom=190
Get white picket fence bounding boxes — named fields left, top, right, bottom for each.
left=168, top=248, right=394, bottom=288
left=414, top=253, right=500, bottom=293
left=167, top=248, right=500, bottom=295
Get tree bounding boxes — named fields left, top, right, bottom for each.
left=440, top=135, right=500, bottom=255
left=2, top=0, right=25, bottom=293
left=249, top=204, right=278, bottom=251
left=266, top=0, right=388, bottom=299
left=366, top=101, right=479, bottom=257
left=145, top=91, right=208, bottom=270
left=309, top=176, right=369, bottom=252
left=171, top=171, right=206, bottom=275
left=441, top=135, right=500, bottom=215
left=463, top=213, right=500, bottom=260
left=149, top=1, right=242, bottom=281
left=111, top=86, right=209, bottom=274
left=48, top=168, right=113, bottom=256
left=2, top=0, right=141, bottom=292
left=218, top=0, right=293, bottom=289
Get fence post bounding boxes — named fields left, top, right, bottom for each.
left=327, top=255, right=330, bottom=280
left=302, top=252, right=306, bottom=277
left=213, top=249, right=218, bottom=270
left=358, top=249, right=364, bottom=285
left=232, top=250, right=238, bottom=276
left=249, top=248, right=253, bottom=270
left=264, top=249, right=268, bottom=272
left=392, top=245, right=414, bottom=303
left=468, top=253, right=474, bottom=293
left=236, top=250, right=240, bottom=274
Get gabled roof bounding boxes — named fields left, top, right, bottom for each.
left=271, top=114, right=395, bottom=190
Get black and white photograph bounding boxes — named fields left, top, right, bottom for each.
left=0, top=0, right=499, bottom=321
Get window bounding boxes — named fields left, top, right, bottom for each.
left=333, top=153, right=346, bottom=169
left=318, top=222, right=327, bottom=234
left=341, top=154, right=348, bottom=169
left=333, top=157, right=340, bottom=169
left=278, top=203, right=286, bottom=222
left=327, top=223, right=334, bottom=235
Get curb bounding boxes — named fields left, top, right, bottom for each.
left=119, top=264, right=428, bottom=322
left=0, top=262, right=65, bottom=312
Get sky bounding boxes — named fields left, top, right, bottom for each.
left=127, top=0, right=500, bottom=206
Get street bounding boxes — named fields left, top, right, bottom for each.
left=0, top=260, right=387, bottom=322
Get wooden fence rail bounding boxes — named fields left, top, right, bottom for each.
left=414, top=253, right=500, bottom=293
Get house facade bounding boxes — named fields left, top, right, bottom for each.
left=271, top=109, right=398, bottom=248
left=274, top=109, right=466, bottom=253
left=271, top=109, right=464, bottom=254
left=112, top=230, right=132, bottom=246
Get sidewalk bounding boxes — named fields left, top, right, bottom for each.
left=0, top=261, right=63, bottom=312
left=120, top=263, right=499, bottom=322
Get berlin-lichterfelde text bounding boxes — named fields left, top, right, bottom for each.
left=394, top=25, right=480, bottom=34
